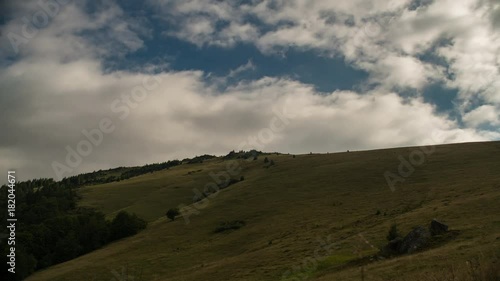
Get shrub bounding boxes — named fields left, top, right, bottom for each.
left=166, top=208, right=180, bottom=221
left=218, top=178, right=240, bottom=190
left=109, top=211, right=147, bottom=241
left=214, top=220, right=246, bottom=233
left=240, top=176, right=244, bottom=181
left=15, top=248, right=37, bottom=281
left=264, top=157, right=269, bottom=163
left=386, top=224, right=401, bottom=241
left=193, top=194, right=205, bottom=203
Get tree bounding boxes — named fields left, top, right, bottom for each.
left=14, top=247, right=37, bottom=281
left=53, top=233, right=82, bottom=263
left=109, top=211, right=147, bottom=241
left=166, top=208, right=180, bottom=221
left=0, top=177, right=150, bottom=280
left=386, top=224, right=400, bottom=241
left=77, top=209, right=109, bottom=253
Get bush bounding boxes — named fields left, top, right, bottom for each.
left=214, top=220, right=246, bottom=233
left=109, top=211, right=147, bottom=241
left=14, top=247, right=37, bottom=281
left=264, top=157, right=269, bottom=163
left=166, top=208, right=180, bottom=221
left=53, top=233, right=82, bottom=263
left=240, top=176, right=244, bottom=181
left=218, top=178, right=240, bottom=190
left=387, top=224, right=401, bottom=241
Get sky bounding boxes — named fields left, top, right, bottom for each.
left=0, top=0, right=499, bottom=181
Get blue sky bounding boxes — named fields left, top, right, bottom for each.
left=105, top=1, right=466, bottom=114
left=96, top=0, right=370, bottom=93
left=0, top=0, right=499, bottom=180
left=117, top=37, right=369, bottom=92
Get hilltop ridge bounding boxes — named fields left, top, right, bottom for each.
left=23, top=141, right=500, bottom=280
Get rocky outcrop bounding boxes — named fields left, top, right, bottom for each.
left=380, top=219, right=449, bottom=257
left=430, top=219, right=448, bottom=236
left=399, top=226, right=431, bottom=254
left=381, top=237, right=403, bottom=256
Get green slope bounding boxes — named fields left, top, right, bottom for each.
left=27, top=141, right=500, bottom=281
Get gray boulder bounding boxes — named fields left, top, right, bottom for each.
left=380, top=237, right=403, bottom=257
left=430, top=219, right=448, bottom=236
left=399, top=226, right=430, bottom=254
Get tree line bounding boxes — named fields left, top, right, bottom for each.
left=0, top=179, right=147, bottom=280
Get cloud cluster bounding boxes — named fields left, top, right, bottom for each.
left=152, top=0, right=500, bottom=115
left=0, top=0, right=498, bottom=181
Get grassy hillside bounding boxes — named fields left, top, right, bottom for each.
left=27, top=141, right=500, bottom=281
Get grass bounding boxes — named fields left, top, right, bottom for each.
left=397, top=255, right=500, bottom=281
left=26, top=141, right=500, bottom=281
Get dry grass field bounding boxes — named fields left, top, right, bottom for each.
left=27, top=141, right=500, bottom=281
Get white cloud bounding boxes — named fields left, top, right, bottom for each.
left=0, top=0, right=145, bottom=60
left=463, top=105, right=500, bottom=127
left=228, top=60, right=256, bottom=78
left=1, top=0, right=499, bottom=182
left=365, top=55, right=442, bottom=90
left=151, top=0, right=500, bottom=112
left=1, top=52, right=495, bottom=181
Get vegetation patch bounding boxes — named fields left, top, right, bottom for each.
left=316, top=254, right=358, bottom=271
left=193, top=177, right=243, bottom=202
left=166, top=208, right=180, bottom=221
left=223, top=149, right=263, bottom=160
left=380, top=219, right=458, bottom=258
left=214, top=220, right=246, bottom=233
left=182, top=154, right=216, bottom=164
left=0, top=179, right=147, bottom=281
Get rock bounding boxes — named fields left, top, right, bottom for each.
left=430, top=219, right=448, bottom=236
left=387, top=237, right=402, bottom=252
left=399, top=226, right=431, bottom=254
left=380, top=237, right=403, bottom=257
left=379, top=221, right=450, bottom=258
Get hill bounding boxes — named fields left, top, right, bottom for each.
left=26, top=141, right=500, bottom=281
